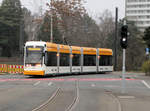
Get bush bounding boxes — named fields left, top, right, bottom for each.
left=142, top=60, right=150, bottom=76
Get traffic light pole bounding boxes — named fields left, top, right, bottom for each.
left=121, top=19, right=127, bottom=94
left=122, top=49, right=126, bottom=93
left=121, top=0, right=127, bottom=94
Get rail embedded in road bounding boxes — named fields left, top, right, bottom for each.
left=32, top=81, right=79, bottom=111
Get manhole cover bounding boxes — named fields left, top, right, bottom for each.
left=104, top=89, right=112, bottom=93
left=119, top=76, right=131, bottom=79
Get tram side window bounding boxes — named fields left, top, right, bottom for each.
left=46, top=52, right=57, bottom=66
left=99, top=56, right=112, bottom=66
left=72, top=54, right=80, bottom=66
left=99, top=56, right=104, bottom=66
left=108, top=56, right=113, bottom=66
left=106, top=56, right=112, bottom=66
left=84, top=55, right=96, bottom=66
left=60, top=53, right=69, bottom=66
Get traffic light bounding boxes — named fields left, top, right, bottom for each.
left=120, top=25, right=128, bottom=49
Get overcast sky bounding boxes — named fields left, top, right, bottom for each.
left=0, top=0, right=125, bottom=19
left=85, top=0, right=125, bottom=19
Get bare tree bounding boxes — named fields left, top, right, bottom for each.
left=97, top=10, right=115, bottom=48
left=23, top=8, right=39, bottom=41
left=46, top=0, right=86, bottom=44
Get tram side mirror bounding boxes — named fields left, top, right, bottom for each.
left=44, top=52, right=48, bottom=65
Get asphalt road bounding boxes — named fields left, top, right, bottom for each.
left=0, top=72, right=150, bottom=111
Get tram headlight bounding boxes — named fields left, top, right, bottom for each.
left=26, top=64, right=31, bottom=67
left=35, top=64, right=42, bottom=67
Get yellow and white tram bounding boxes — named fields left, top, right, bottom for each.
left=24, top=41, right=113, bottom=76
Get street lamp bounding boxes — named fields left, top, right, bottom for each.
left=50, top=10, right=53, bottom=42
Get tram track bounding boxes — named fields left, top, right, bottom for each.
left=105, top=91, right=122, bottom=111
left=32, top=87, right=61, bottom=111
left=32, top=81, right=79, bottom=111
left=65, top=81, right=79, bottom=111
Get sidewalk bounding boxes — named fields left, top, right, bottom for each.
left=111, top=91, right=150, bottom=111
left=111, top=71, right=150, bottom=111
left=112, top=71, right=150, bottom=79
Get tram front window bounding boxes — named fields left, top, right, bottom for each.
left=25, top=47, right=43, bottom=67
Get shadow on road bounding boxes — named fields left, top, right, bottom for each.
left=26, top=72, right=111, bottom=79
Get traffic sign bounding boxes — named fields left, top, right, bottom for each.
left=146, top=48, right=149, bottom=55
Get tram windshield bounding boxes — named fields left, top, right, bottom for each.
left=25, top=46, right=44, bottom=66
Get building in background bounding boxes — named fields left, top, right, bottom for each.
left=126, top=0, right=150, bottom=31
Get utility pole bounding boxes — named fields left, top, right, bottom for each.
left=114, top=7, right=118, bottom=71
left=125, top=0, right=127, bottom=18
left=19, top=18, right=24, bottom=57
left=40, top=0, right=43, bottom=16
left=50, top=1, right=53, bottom=43
left=50, top=12, right=53, bottom=42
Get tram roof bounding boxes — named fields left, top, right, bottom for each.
left=25, top=41, right=46, bottom=47
left=82, top=47, right=96, bottom=55
left=59, top=44, right=70, bottom=53
left=46, top=42, right=58, bottom=52
left=99, top=48, right=112, bottom=55
left=71, top=46, right=81, bottom=54
left=45, top=42, right=112, bottom=55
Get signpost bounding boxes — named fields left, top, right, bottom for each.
left=146, top=48, right=149, bottom=55
left=146, top=48, right=150, bottom=60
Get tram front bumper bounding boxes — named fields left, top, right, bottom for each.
left=24, top=70, right=45, bottom=76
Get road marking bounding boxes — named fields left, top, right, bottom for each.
left=105, top=85, right=119, bottom=88
left=48, top=82, right=53, bottom=86
left=141, top=80, right=150, bottom=89
left=118, top=96, right=135, bottom=99
left=0, top=78, right=136, bottom=83
left=34, top=81, right=41, bottom=86
left=91, top=83, right=95, bottom=87
left=0, top=80, right=5, bottom=82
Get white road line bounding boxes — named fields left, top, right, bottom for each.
left=91, top=83, right=95, bottom=87
left=34, top=81, right=41, bottom=86
left=118, top=96, right=135, bottom=99
left=141, top=80, right=150, bottom=89
left=48, top=82, right=53, bottom=86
